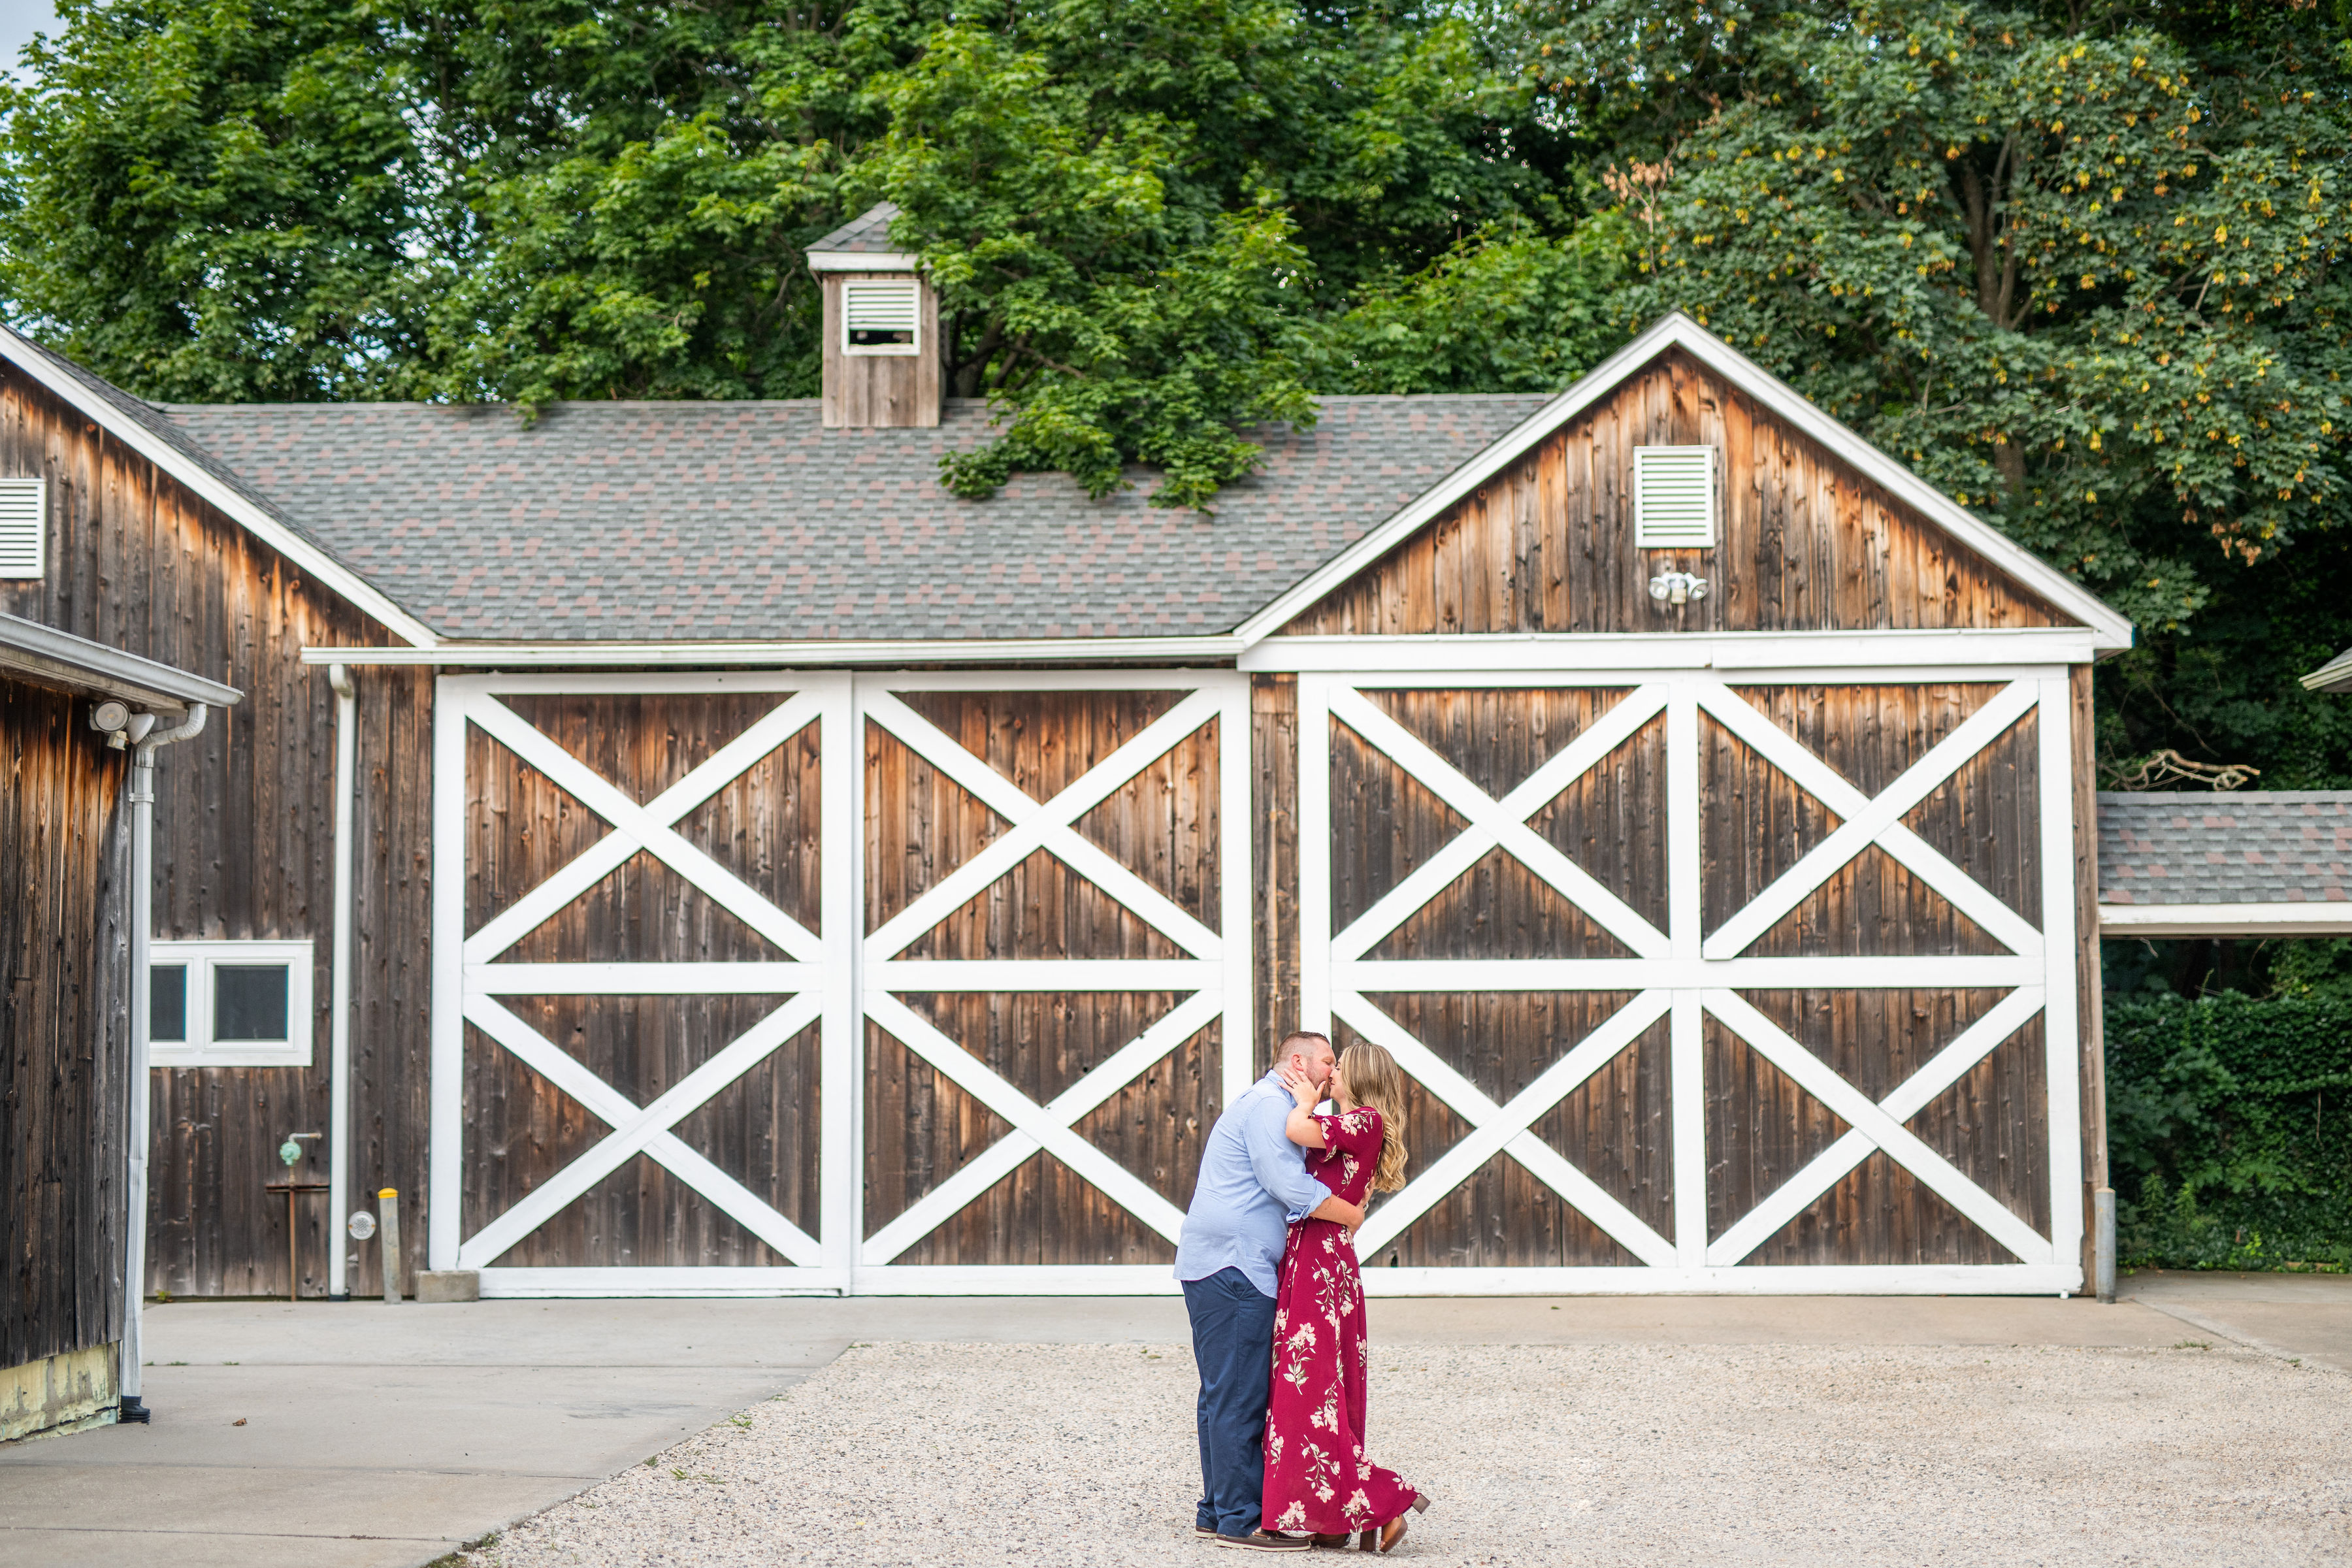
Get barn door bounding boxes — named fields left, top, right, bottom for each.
left=1300, top=667, right=2082, bottom=1294
left=430, top=673, right=855, bottom=1294
left=857, top=672, right=1252, bottom=1291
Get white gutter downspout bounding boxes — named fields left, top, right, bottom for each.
left=327, top=665, right=357, bottom=1300
left=120, top=702, right=208, bottom=1424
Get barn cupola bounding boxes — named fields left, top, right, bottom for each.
left=807, top=202, right=941, bottom=430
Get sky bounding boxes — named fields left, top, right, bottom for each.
left=0, top=0, right=52, bottom=77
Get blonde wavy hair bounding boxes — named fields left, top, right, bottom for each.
left=1337, top=1042, right=1410, bottom=1193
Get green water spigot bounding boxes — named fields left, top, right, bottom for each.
left=280, top=1132, right=321, bottom=1168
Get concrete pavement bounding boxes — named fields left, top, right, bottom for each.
left=1, top=1278, right=2343, bottom=1568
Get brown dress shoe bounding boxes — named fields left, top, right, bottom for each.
left=1215, top=1531, right=1311, bottom=1552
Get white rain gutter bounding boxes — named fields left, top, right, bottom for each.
left=120, top=702, right=209, bottom=1424
left=327, top=664, right=358, bottom=1299
left=297, top=636, right=1248, bottom=668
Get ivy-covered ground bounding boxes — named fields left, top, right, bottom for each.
left=2105, top=967, right=2352, bottom=1273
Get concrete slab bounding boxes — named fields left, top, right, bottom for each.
left=2120, top=1269, right=2352, bottom=1374
left=2, top=1286, right=2336, bottom=1568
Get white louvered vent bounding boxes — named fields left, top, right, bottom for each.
left=0, top=478, right=44, bottom=579
left=1633, top=446, right=1717, bottom=548
left=843, top=278, right=921, bottom=355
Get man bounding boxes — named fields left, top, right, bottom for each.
left=1175, top=1030, right=1366, bottom=1551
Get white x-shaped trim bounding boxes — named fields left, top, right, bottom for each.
left=1694, top=681, right=2044, bottom=961
left=463, top=690, right=831, bottom=964
left=1703, top=986, right=2050, bottom=1264
left=1699, top=988, right=2051, bottom=1262
left=860, top=990, right=1217, bottom=1264
left=1339, top=989, right=1677, bottom=1266
left=440, top=678, right=850, bottom=1281
left=457, top=990, right=826, bottom=1269
left=858, top=678, right=1250, bottom=1265
left=1326, top=683, right=1671, bottom=962
left=1308, top=668, right=2068, bottom=1277
left=862, top=689, right=1226, bottom=962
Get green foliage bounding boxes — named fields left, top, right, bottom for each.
left=0, top=0, right=426, bottom=400
left=1305, top=216, right=1630, bottom=395
left=2106, top=993, right=2352, bottom=1270
left=0, top=0, right=1582, bottom=502
left=1579, top=0, right=2352, bottom=636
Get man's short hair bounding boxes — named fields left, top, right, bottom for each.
left=1277, top=1030, right=1333, bottom=1061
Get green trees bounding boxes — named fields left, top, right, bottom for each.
left=0, top=0, right=1603, bottom=505
left=1573, top=1, right=2351, bottom=640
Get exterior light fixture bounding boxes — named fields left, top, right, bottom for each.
left=1649, top=569, right=1708, bottom=608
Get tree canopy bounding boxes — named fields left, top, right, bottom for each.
left=5, top=0, right=2352, bottom=794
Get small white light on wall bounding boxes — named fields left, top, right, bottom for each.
left=1649, top=569, right=1708, bottom=607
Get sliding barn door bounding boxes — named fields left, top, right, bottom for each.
left=1300, top=667, right=2082, bottom=1294
left=430, top=674, right=855, bottom=1294
left=857, top=673, right=1252, bottom=1291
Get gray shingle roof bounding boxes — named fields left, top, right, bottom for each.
left=2096, top=791, right=2352, bottom=906
left=158, top=395, right=1549, bottom=642
left=808, top=203, right=906, bottom=257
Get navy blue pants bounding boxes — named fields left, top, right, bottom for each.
left=1184, top=1266, right=1279, bottom=1538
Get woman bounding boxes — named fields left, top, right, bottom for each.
left=1262, top=1042, right=1431, bottom=1552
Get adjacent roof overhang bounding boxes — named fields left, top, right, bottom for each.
left=1232, top=312, right=2136, bottom=653
left=2097, top=901, right=2352, bottom=938
left=0, top=324, right=441, bottom=649
left=2301, top=647, right=2352, bottom=693
left=0, top=609, right=242, bottom=713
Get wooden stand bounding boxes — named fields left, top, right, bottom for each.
left=264, top=1181, right=330, bottom=1303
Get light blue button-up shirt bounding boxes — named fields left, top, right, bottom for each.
left=1173, top=1070, right=1330, bottom=1297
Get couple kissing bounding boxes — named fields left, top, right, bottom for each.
left=1175, top=1030, right=1434, bottom=1552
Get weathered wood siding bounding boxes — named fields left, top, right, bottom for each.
left=1, top=678, right=130, bottom=1364
left=0, top=368, right=434, bottom=1299
left=1283, top=349, right=2061, bottom=637
left=459, top=693, right=825, bottom=1266
left=862, top=689, right=1224, bottom=1265
left=820, top=272, right=942, bottom=429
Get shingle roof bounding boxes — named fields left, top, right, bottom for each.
left=158, top=395, right=1549, bottom=642
left=2096, top=791, right=2352, bottom=906
left=808, top=203, right=906, bottom=257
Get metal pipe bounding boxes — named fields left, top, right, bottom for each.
left=121, top=702, right=208, bottom=1424
left=327, top=664, right=357, bottom=1299
left=2095, top=1187, right=2117, bottom=1304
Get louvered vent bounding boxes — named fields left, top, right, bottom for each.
left=0, top=478, right=43, bottom=579
left=843, top=279, right=921, bottom=355
left=1634, top=446, right=1716, bottom=548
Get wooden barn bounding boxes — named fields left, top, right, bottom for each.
left=1, top=612, right=235, bottom=1437
left=0, top=244, right=2132, bottom=1301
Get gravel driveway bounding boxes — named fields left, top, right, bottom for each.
left=476, top=1340, right=2351, bottom=1567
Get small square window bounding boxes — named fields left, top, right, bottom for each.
left=842, top=278, right=921, bottom=356
left=148, top=941, right=312, bottom=1067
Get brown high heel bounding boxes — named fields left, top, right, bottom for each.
left=1360, top=1518, right=1406, bottom=1552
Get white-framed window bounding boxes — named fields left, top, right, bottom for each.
left=842, top=278, right=921, bottom=356
left=0, top=476, right=44, bottom=579
left=1633, top=445, right=1718, bottom=548
left=148, top=939, right=314, bottom=1068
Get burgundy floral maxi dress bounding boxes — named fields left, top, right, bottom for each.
left=1262, top=1108, right=1419, bottom=1536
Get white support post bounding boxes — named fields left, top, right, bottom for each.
left=1296, top=675, right=1333, bottom=1037
left=1220, top=679, right=1256, bottom=1107
left=820, top=678, right=858, bottom=1283
left=327, top=664, right=357, bottom=1299
left=2038, top=676, right=2086, bottom=1279
left=427, top=679, right=467, bottom=1274
left=1665, top=681, right=1708, bottom=1269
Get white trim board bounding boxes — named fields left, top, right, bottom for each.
left=302, top=637, right=1246, bottom=668
left=0, top=325, right=439, bottom=647
left=1246, top=629, right=2101, bottom=674
left=1232, top=312, right=2134, bottom=653
left=2099, top=902, right=2352, bottom=937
